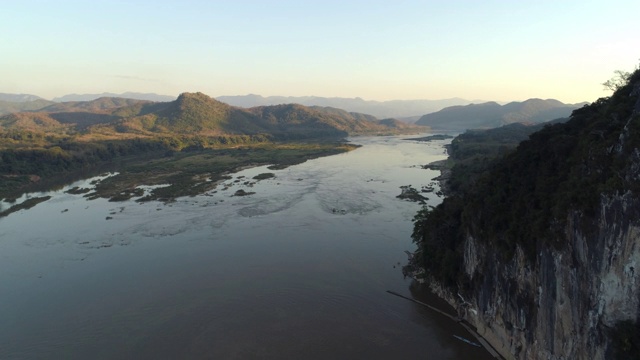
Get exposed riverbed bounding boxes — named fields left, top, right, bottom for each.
left=0, top=135, right=494, bottom=359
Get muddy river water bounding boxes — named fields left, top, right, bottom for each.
left=0, top=135, right=494, bottom=359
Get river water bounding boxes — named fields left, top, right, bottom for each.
left=0, top=135, right=494, bottom=359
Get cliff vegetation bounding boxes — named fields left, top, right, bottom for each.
left=409, top=67, right=640, bottom=359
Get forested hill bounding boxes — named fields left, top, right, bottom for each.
left=409, top=69, right=640, bottom=359
left=415, top=98, right=582, bottom=131
left=0, top=92, right=424, bottom=138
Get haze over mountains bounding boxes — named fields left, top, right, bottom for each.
left=0, top=93, right=46, bottom=102
left=416, top=98, right=586, bottom=131
left=52, top=92, right=176, bottom=103
left=2, top=92, right=478, bottom=120
left=216, top=94, right=480, bottom=120
left=0, top=91, right=586, bottom=132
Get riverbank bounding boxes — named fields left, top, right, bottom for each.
left=387, top=289, right=504, bottom=359
left=421, top=159, right=451, bottom=196
left=0, top=141, right=359, bottom=213
left=404, top=142, right=513, bottom=360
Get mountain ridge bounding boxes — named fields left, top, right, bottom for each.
left=0, top=93, right=46, bottom=102
left=416, top=98, right=584, bottom=131
left=216, top=94, right=479, bottom=120
left=52, top=92, right=176, bottom=102
left=0, top=92, right=424, bottom=138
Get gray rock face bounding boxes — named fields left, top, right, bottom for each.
left=429, top=190, right=640, bottom=360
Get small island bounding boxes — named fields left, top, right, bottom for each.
left=396, top=185, right=428, bottom=204
left=403, top=134, right=454, bottom=142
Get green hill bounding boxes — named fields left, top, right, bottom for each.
left=113, top=92, right=260, bottom=134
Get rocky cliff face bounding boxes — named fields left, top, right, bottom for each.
left=411, top=69, right=640, bottom=359
left=446, top=191, right=640, bottom=359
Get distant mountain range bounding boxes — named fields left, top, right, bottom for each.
left=0, top=91, right=175, bottom=103
left=0, top=92, right=423, bottom=138
left=415, top=98, right=586, bottom=131
left=52, top=92, right=176, bottom=102
left=0, top=91, right=589, bottom=134
left=2, top=92, right=477, bottom=120
left=0, top=92, right=175, bottom=116
left=0, top=99, right=56, bottom=116
left=216, top=94, right=479, bottom=120
left=0, top=93, right=47, bottom=102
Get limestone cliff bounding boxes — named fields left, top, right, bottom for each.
left=409, top=69, right=640, bottom=359
left=452, top=191, right=640, bottom=359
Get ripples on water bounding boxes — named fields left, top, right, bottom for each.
left=0, top=136, right=495, bottom=359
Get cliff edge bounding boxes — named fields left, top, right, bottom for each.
left=408, top=68, right=640, bottom=359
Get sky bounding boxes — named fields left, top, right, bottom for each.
left=1, top=0, right=639, bottom=103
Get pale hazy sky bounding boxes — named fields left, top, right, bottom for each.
left=2, top=0, right=638, bottom=103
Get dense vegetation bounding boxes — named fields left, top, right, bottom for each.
left=445, top=121, right=564, bottom=194
left=408, top=122, right=550, bottom=286
left=410, top=68, right=640, bottom=287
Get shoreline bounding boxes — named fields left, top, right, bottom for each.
left=1, top=141, right=358, bottom=204
left=405, top=149, right=508, bottom=360
left=387, top=289, right=504, bottom=359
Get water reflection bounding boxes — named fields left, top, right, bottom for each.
left=0, top=135, right=495, bottom=359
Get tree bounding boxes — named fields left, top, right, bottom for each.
left=602, top=70, right=632, bottom=92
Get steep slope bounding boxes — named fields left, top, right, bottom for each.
left=408, top=69, right=640, bottom=359
left=126, top=92, right=263, bottom=134
left=416, top=98, right=581, bottom=131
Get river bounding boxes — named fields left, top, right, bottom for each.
left=0, top=135, right=494, bottom=359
